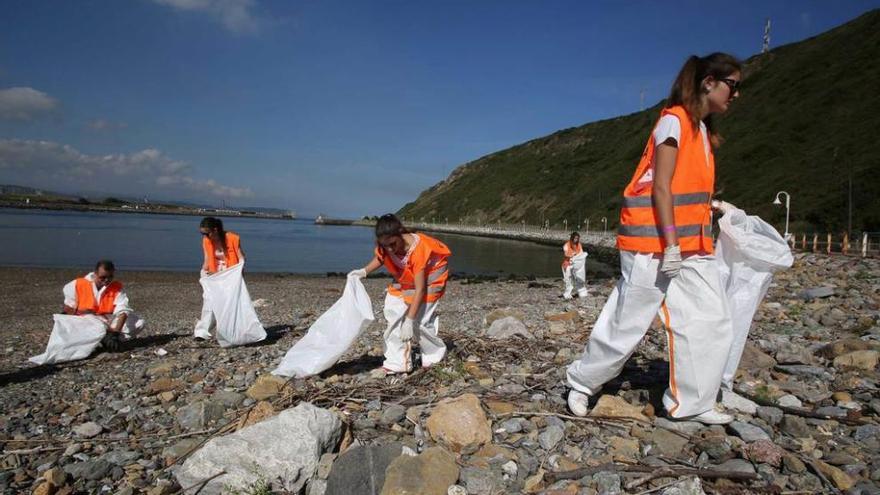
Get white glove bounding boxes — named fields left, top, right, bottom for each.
left=660, top=245, right=682, bottom=278
left=711, top=200, right=737, bottom=215
left=348, top=268, right=367, bottom=278
left=399, top=318, right=415, bottom=342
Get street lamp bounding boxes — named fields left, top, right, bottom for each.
left=773, top=191, right=791, bottom=240
left=563, top=219, right=568, bottom=232
left=586, top=219, right=590, bottom=232
left=601, top=216, right=607, bottom=234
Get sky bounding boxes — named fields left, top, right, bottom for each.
left=1, top=0, right=878, bottom=217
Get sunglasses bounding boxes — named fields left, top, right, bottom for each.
left=719, top=78, right=741, bottom=93
left=200, top=231, right=211, bottom=236
left=96, top=275, right=113, bottom=281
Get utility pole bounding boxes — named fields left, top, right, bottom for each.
left=762, top=18, right=771, bottom=53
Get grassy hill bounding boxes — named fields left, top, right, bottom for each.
left=399, top=10, right=880, bottom=234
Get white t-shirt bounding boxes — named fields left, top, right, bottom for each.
left=652, top=114, right=711, bottom=163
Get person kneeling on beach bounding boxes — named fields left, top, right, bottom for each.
left=62, top=259, right=145, bottom=351
left=349, top=214, right=452, bottom=374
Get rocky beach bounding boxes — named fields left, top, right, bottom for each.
left=1, top=252, right=879, bottom=494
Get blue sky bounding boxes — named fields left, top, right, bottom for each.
left=1, top=1, right=877, bottom=216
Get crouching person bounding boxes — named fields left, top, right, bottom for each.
left=62, top=260, right=145, bottom=351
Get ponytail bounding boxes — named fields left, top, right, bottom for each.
left=668, top=52, right=742, bottom=147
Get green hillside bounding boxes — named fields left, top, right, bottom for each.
left=399, top=10, right=880, bottom=233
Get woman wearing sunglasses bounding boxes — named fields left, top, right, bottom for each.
left=194, top=216, right=245, bottom=340
left=349, top=214, right=452, bottom=374
left=565, top=53, right=742, bottom=425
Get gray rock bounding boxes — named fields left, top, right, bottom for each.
left=538, top=425, right=564, bottom=451
left=175, top=403, right=342, bottom=495
left=308, top=479, right=328, bottom=495
left=73, top=422, right=102, bottom=439
left=721, top=390, right=758, bottom=415
left=777, top=394, right=803, bottom=408
left=380, top=404, right=406, bottom=426
left=162, top=438, right=204, bottom=462
left=499, top=419, right=522, bottom=434
left=814, top=406, right=848, bottom=418
left=695, top=436, right=733, bottom=461
left=714, top=458, right=756, bottom=474
left=486, top=317, right=533, bottom=340
left=593, top=471, right=622, bottom=494
left=779, top=415, right=813, bottom=439
left=460, top=466, right=498, bottom=494
left=756, top=406, right=783, bottom=425
left=850, top=482, right=880, bottom=495
left=789, top=473, right=823, bottom=491
left=101, top=450, right=140, bottom=466
left=800, top=287, right=835, bottom=300
left=775, top=344, right=813, bottom=365
left=775, top=365, right=830, bottom=379
left=855, top=424, right=880, bottom=442
left=176, top=400, right=226, bottom=431
left=211, top=391, right=245, bottom=408
left=660, top=476, right=706, bottom=495
left=728, top=421, right=771, bottom=442
left=654, top=417, right=704, bottom=435
left=325, top=443, right=404, bottom=495
left=64, top=459, right=113, bottom=481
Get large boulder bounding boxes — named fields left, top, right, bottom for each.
left=325, top=443, right=403, bottom=495
left=175, top=402, right=342, bottom=494
left=425, top=394, right=492, bottom=454
left=380, top=447, right=459, bottom=495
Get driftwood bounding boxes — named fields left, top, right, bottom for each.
left=545, top=463, right=760, bottom=484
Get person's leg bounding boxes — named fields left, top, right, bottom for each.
left=417, top=300, right=446, bottom=368
left=193, top=294, right=215, bottom=340
left=563, top=266, right=574, bottom=299
left=566, top=252, right=666, bottom=395
left=660, top=255, right=734, bottom=418
left=382, top=293, right=412, bottom=373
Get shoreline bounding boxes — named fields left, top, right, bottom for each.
left=0, top=203, right=296, bottom=221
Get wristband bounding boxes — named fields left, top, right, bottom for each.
left=662, top=225, right=677, bottom=233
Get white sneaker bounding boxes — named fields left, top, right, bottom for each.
left=577, top=289, right=588, bottom=298
left=563, top=293, right=573, bottom=300
left=683, top=409, right=734, bottom=425
left=567, top=390, right=590, bottom=417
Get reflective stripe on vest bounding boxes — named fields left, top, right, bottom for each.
left=618, top=224, right=711, bottom=238
left=621, top=192, right=711, bottom=209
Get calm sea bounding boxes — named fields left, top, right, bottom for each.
left=0, top=209, right=609, bottom=277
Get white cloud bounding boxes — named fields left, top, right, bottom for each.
left=0, top=87, right=59, bottom=121
left=0, top=139, right=252, bottom=200
left=87, top=119, right=129, bottom=131
left=152, top=0, right=260, bottom=34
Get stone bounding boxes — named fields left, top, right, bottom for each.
left=539, top=425, right=564, bottom=451
left=523, top=468, right=545, bottom=493
left=146, top=361, right=175, bottom=377
left=777, top=395, right=802, bottom=408
left=72, top=422, right=102, bottom=439
left=799, top=287, right=835, bottom=300
left=212, top=391, right=245, bottom=408
left=834, top=350, right=879, bottom=370
left=779, top=415, right=813, bottom=439
left=425, top=394, right=492, bottom=454
left=820, top=339, right=880, bottom=359
left=499, top=418, right=523, bottom=434
left=660, top=477, right=705, bottom=495
left=486, top=316, right=533, bottom=340
left=728, top=421, right=771, bottom=442
left=325, top=443, right=403, bottom=495
left=782, top=453, right=806, bottom=474
left=721, top=390, right=758, bottom=415
left=162, top=438, right=203, bottom=464
left=381, top=405, right=406, bottom=426
left=738, top=343, right=777, bottom=371
left=756, top=406, right=783, bottom=425
left=237, top=400, right=277, bottom=429
left=447, top=486, right=467, bottom=495
left=245, top=374, right=288, bottom=400
left=714, top=458, right=756, bottom=474
left=484, top=308, right=526, bottom=327
left=43, top=467, right=66, bottom=487
left=854, top=424, right=880, bottom=442
left=175, top=403, right=342, bottom=495
left=593, top=471, right=622, bottom=494
left=742, top=440, right=785, bottom=467
left=380, top=447, right=459, bottom=495
left=814, top=460, right=855, bottom=490
left=33, top=482, right=54, bottom=495
left=589, top=396, right=648, bottom=422
left=101, top=450, right=140, bottom=466
left=775, top=344, right=813, bottom=365
left=63, top=459, right=113, bottom=481
left=459, top=467, right=498, bottom=495
left=176, top=400, right=226, bottom=431
left=545, top=311, right=578, bottom=322
left=608, top=437, right=639, bottom=461
left=814, top=406, right=848, bottom=418
left=654, top=418, right=703, bottom=435
left=776, top=365, right=830, bottom=379
left=148, top=378, right=183, bottom=394
left=309, top=479, right=327, bottom=495
left=650, top=428, right=688, bottom=456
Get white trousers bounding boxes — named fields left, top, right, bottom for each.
left=382, top=293, right=447, bottom=373
left=562, top=266, right=588, bottom=298
left=566, top=251, right=733, bottom=418
left=112, top=312, right=145, bottom=340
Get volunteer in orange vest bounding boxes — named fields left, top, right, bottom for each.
left=62, top=259, right=145, bottom=351
left=565, top=53, right=742, bottom=425
left=193, top=216, right=244, bottom=340
left=349, top=214, right=451, bottom=374
left=562, top=232, right=588, bottom=299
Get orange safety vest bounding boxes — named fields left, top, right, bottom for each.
left=376, top=233, right=451, bottom=304
left=203, top=232, right=241, bottom=272
left=75, top=277, right=123, bottom=315
left=562, top=241, right=583, bottom=269
left=617, top=105, right=715, bottom=254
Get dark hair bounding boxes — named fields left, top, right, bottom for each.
left=668, top=52, right=742, bottom=147
left=569, top=232, right=580, bottom=243
left=375, top=213, right=409, bottom=239
left=200, top=217, right=227, bottom=254
left=95, top=259, right=115, bottom=272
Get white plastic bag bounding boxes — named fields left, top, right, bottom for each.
left=29, top=314, right=108, bottom=365
left=570, top=252, right=588, bottom=284
left=273, top=274, right=375, bottom=378
left=200, top=263, right=267, bottom=348
left=716, top=208, right=793, bottom=389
